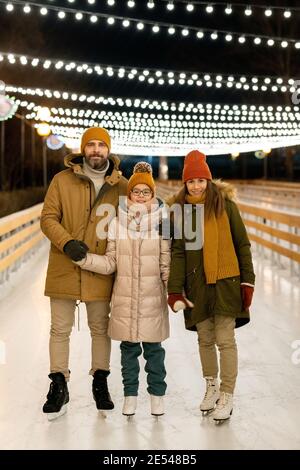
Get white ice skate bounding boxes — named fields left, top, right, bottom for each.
left=122, top=396, right=137, bottom=419
left=212, top=392, right=233, bottom=423
left=200, top=377, right=219, bottom=414
left=150, top=395, right=164, bottom=417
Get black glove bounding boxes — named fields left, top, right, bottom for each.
left=63, top=240, right=89, bottom=261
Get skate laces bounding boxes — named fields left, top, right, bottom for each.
left=94, top=379, right=109, bottom=399
left=47, top=382, right=62, bottom=403
left=204, top=378, right=216, bottom=399
left=216, top=392, right=230, bottom=408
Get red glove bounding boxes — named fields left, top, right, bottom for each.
left=168, top=294, right=189, bottom=312
left=241, top=285, right=254, bottom=310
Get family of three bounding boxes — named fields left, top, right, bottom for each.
left=40, top=127, right=255, bottom=422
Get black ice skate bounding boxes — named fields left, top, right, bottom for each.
left=92, top=370, right=114, bottom=412
left=43, top=372, right=69, bottom=421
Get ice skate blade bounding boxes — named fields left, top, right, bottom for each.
left=151, top=413, right=164, bottom=418
left=122, top=412, right=135, bottom=417
left=46, top=404, right=67, bottom=421
left=123, top=414, right=135, bottom=421
left=201, top=408, right=214, bottom=416
left=213, top=409, right=233, bottom=424
left=98, top=409, right=114, bottom=418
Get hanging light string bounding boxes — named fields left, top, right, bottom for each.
left=2, top=52, right=300, bottom=95
left=61, top=0, right=300, bottom=18
left=15, top=99, right=300, bottom=155
left=15, top=96, right=300, bottom=127
left=9, top=82, right=300, bottom=149
left=11, top=83, right=300, bottom=127
left=104, top=0, right=300, bottom=18
left=2, top=0, right=300, bottom=49
left=44, top=123, right=300, bottom=156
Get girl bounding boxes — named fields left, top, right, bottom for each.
left=167, top=150, right=255, bottom=422
left=76, top=162, right=170, bottom=417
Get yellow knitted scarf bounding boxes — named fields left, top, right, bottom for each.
left=186, top=193, right=240, bottom=284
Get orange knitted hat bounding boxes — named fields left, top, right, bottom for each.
left=127, top=162, right=155, bottom=196
left=80, top=127, right=111, bottom=154
left=182, top=150, right=212, bottom=183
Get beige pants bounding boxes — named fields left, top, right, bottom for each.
left=196, top=315, right=238, bottom=394
left=49, top=298, right=111, bottom=379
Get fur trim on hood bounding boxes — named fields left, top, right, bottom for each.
left=63, top=153, right=122, bottom=186
left=213, top=179, right=237, bottom=202
left=165, top=179, right=237, bottom=207
left=64, top=152, right=120, bottom=169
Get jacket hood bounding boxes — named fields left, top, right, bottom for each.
left=214, top=179, right=237, bottom=202
left=167, top=179, right=237, bottom=206
left=64, top=153, right=122, bottom=186
left=64, top=152, right=120, bottom=169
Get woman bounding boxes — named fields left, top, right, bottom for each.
left=167, top=150, right=255, bottom=422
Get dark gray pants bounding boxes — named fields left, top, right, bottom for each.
left=120, top=341, right=167, bottom=396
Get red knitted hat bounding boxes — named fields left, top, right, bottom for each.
left=182, top=150, right=212, bottom=183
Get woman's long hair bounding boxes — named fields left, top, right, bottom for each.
left=175, top=180, right=225, bottom=219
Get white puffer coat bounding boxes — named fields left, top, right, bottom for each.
left=78, top=198, right=170, bottom=342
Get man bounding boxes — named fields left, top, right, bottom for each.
left=40, top=127, right=128, bottom=419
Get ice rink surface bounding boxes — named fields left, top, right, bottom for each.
left=0, top=243, right=300, bottom=450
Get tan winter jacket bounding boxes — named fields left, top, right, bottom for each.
left=40, top=153, right=128, bottom=301
left=77, top=199, right=171, bottom=342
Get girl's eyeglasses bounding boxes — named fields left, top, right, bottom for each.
left=131, top=189, right=152, bottom=196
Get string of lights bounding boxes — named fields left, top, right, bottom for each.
left=15, top=99, right=300, bottom=155
left=2, top=0, right=300, bottom=50
left=9, top=82, right=300, bottom=117
left=2, top=52, right=300, bottom=95
left=46, top=123, right=300, bottom=156
left=15, top=97, right=300, bottom=133
left=61, top=0, right=300, bottom=18
left=34, top=112, right=300, bottom=132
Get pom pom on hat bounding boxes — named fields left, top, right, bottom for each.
left=128, top=161, right=155, bottom=196
left=182, top=150, right=212, bottom=183
left=133, top=162, right=153, bottom=174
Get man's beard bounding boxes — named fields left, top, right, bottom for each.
left=85, top=155, right=108, bottom=170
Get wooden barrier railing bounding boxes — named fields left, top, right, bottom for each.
left=157, top=179, right=300, bottom=210
left=1, top=181, right=299, bottom=284
left=238, top=203, right=300, bottom=270
left=234, top=182, right=300, bottom=210
left=156, top=181, right=179, bottom=199
left=156, top=180, right=300, bottom=272
left=0, top=203, right=45, bottom=283
left=232, top=179, right=300, bottom=190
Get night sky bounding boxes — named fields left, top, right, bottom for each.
left=0, top=0, right=299, bottom=108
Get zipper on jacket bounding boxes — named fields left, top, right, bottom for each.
left=186, top=267, right=198, bottom=277
left=73, top=160, right=116, bottom=211
left=92, top=182, right=110, bottom=210
left=90, top=183, right=92, bottom=212
left=136, top=240, right=142, bottom=340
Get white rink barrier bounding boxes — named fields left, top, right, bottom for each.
left=233, top=180, right=300, bottom=212
left=238, top=202, right=300, bottom=277
left=0, top=203, right=45, bottom=284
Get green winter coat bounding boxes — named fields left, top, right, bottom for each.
left=167, top=183, right=255, bottom=330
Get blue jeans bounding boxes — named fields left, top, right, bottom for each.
left=120, top=341, right=167, bottom=397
